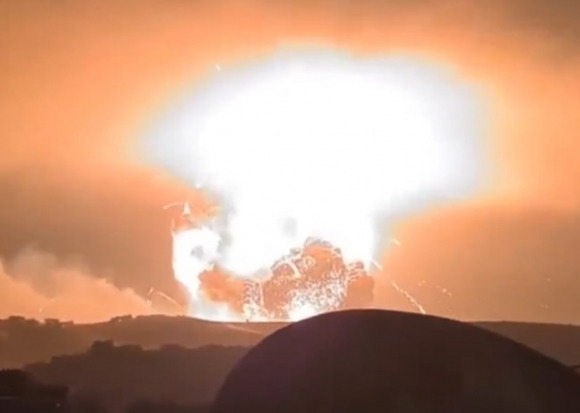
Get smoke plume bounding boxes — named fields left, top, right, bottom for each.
left=0, top=247, right=157, bottom=323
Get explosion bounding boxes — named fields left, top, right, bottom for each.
left=167, top=203, right=375, bottom=321
left=144, top=50, right=484, bottom=321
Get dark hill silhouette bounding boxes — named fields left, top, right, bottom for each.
left=1, top=314, right=580, bottom=368
left=213, top=310, right=580, bottom=413
left=0, top=369, right=68, bottom=412
left=0, top=315, right=271, bottom=368
left=26, top=342, right=247, bottom=412
left=477, top=321, right=580, bottom=366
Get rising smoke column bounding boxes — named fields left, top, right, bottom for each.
left=145, top=51, right=484, bottom=320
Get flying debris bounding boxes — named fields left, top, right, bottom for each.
left=146, top=288, right=185, bottom=313
left=371, top=260, right=426, bottom=315
left=164, top=202, right=195, bottom=232
left=163, top=201, right=194, bottom=215
left=164, top=201, right=219, bottom=232
left=37, top=298, right=56, bottom=315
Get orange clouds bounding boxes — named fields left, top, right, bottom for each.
left=375, top=204, right=580, bottom=323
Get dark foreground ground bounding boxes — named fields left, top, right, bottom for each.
left=0, top=314, right=578, bottom=412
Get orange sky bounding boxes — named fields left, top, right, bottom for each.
left=0, top=0, right=579, bottom=323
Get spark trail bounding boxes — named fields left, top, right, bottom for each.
left=371, top=260, right=426, bottom=315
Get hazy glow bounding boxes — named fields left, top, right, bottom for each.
left=145, top=50, right=484, bottom=320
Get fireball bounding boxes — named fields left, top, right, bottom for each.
left=144, top=49, right=485, bottom=321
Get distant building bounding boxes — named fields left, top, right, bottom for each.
left=0, top=369, right=69, bottom=413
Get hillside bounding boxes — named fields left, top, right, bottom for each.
left=26, top=342, right=247, bottom=412
left=1, top=314, right=579, bottom=368
left=214, top=311, right=580, bottom=413
left=478, top=321, right=580, bottom=366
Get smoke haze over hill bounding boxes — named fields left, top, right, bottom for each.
left=0, top=248, right=158, bottom=323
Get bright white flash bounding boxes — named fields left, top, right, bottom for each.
left=144, top=50, right=483, bottom=283
left=171, top=225, right=220, bottom=297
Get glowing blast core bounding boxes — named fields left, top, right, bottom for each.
left=145, top=51, right=484, bottom=321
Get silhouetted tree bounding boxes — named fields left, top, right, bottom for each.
left=89, top=340, right=116, bottom=355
